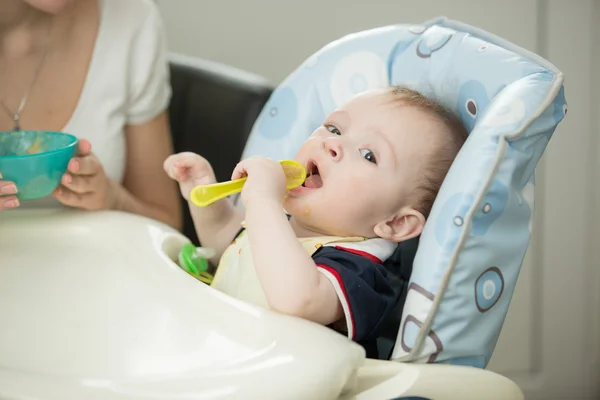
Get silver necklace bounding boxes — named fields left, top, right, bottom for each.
left=1, top=19, right=53, bottom=131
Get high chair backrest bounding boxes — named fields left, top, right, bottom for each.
left=241, top=17, right=567, bottom=367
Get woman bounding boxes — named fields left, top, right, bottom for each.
left=0, top=0, right=182, bottom=229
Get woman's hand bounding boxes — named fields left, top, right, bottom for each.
left=0, top=174, right=19, bottom=210
left=53, top=139, right=117, bottom=210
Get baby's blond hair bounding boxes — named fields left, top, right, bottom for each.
left=387, top=86, right=468, bottom=218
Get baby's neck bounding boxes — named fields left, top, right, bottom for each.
left=288, top=217, right=330, bottom=238
left=288, top=216, right=379, bottom=240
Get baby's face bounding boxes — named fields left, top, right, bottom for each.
left=284, top=90, right=440, bottom=239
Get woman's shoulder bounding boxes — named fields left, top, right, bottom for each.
left=100, top=0, right=164, bottom=37
left=93, top=0, right=167, bottom=66
left=73, top=0, right=171, bottom=129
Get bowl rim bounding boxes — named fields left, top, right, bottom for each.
left=0, top=130, right=79, bottom=160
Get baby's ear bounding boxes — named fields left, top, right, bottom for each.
left=374, top=208, right=425, bottom=243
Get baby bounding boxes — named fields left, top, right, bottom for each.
left=164, top=86, right=467, bottom=357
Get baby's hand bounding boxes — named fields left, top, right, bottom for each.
left=232, top=156, right=287, bottom=206
left=164, top=152, right=217, bottom=201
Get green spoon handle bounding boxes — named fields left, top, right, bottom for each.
left=191, top=177, right=247, bottom=207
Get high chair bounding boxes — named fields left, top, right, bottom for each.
left=0, top=16, right=566, bottom=400
left=240, top=13, right=567, bottom=393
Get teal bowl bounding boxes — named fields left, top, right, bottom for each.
left=0, top=131, right=78, bottom=200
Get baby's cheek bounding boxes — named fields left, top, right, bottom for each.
left=340, top=177, right=377, bottom=209
left=295, top=133, right=325, bottom=159
left=361, top=179, right=402, bottom=214
left=344, top=173, right=371, bottom=191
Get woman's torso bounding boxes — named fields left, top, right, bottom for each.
left=0, top=0, right=170, bottom=208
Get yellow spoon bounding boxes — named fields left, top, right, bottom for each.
left=190, top=160, right=306, bottom=207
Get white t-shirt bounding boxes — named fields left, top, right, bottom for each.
left=22, top=0, right=171, bottom=208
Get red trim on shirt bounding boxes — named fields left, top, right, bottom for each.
left=316, top=263, right=356, bottom=340
left=334, top=246, right=382, bottom=264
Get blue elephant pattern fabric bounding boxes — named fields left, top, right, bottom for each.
left=241, top=17, right=567, bottom=367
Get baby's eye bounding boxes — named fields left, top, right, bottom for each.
left=359, top=149, right=377, bottom=164
left=325, top=124, right=341, bottom=135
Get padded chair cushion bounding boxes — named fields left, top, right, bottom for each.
left=168, top=53, right=273, bottom=244
left=241, top=17, right=567, bottom=366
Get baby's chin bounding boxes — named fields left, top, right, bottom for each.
left=282, top=197, right=313, bottom=219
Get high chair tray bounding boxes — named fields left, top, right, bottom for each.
left=0, top=209, right=364, bottom=400
left=0, top=209, right=524, bottom=400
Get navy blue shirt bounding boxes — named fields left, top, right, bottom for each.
left=312, top=245, right=397, bottom=357
left=230, top=225, right=397, bottom=358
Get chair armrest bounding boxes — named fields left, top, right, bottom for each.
left=340, top=359, right=524, bottom=400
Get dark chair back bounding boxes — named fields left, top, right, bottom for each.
left=167, top=53, right=273, bottom=244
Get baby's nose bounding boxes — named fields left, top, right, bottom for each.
left=323, top=138, right=343, bottom=160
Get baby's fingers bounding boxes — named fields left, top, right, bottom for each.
left=163, top=153, right=196, bottom=181
left=231, top=160, right=249, bottom=181
left=164, top=163, right=184, bottom=181
left=166, top=163, right=189, bottom=182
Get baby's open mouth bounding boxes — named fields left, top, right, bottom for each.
left=303, top=160, right=323, bottom=189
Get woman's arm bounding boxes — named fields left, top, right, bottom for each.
left=115, top=111, right=182, bottom=229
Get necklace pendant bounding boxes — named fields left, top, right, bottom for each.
left=12, top=115, right=20, bottom=132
